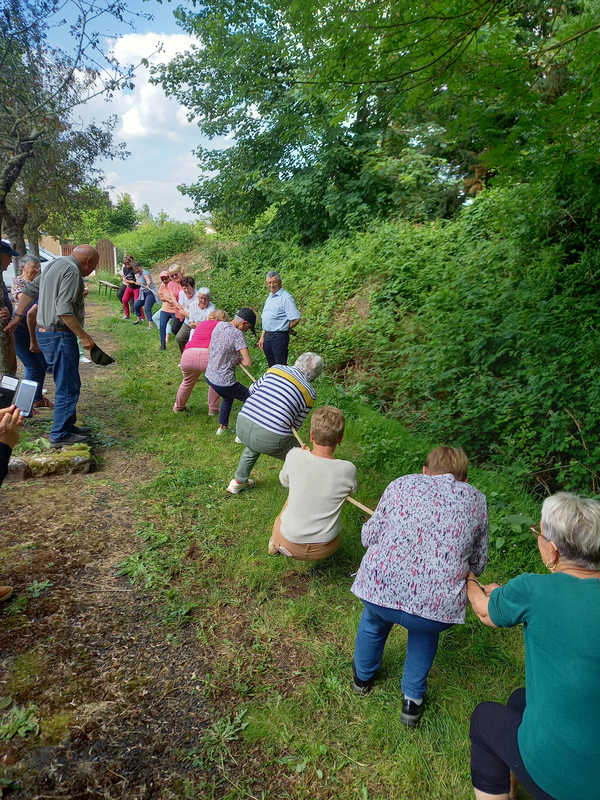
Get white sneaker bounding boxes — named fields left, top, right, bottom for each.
left=216, top=426, right=229, bottom=436
left=79, top=356, right=92, bottom=363
left=226, top=478, right=255, bottom=495
left=234, top=436, right=243, bottom=444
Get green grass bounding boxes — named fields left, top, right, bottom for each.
left=89, top=282, right=542, bottom=798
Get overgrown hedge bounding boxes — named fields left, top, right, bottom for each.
left=112, top=221, right=205, bottom=268
left=197, top=186, right=600, bottom=494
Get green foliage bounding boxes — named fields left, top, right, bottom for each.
left=152, top=0, right=600, bottom=244
left=0, top=697, right=40, bottom=740
left=64, top=187, right=138, bottom=245
left=198, top=184, right=600, bottom=493
left=112, top=220, right=204, bottom=268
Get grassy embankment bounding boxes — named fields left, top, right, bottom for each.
left=92, top=267, right=541, bottom=800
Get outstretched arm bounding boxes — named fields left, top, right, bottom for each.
left=467, top=571, right=500, bottom=627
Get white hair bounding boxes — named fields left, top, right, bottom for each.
left=266, top=270, right=281, bottom=281
left=21, top=255, right=40, bottom=269
left=197, top=287, right=211, bottom=298
left=294, top=352, right=324, bottom=383
left=542, top=492, right=600, bottom=569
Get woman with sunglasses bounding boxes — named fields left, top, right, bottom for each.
left=467, top=492, right=600, bottom=800
left=167, top=266, right=184, bottom=336
left=156, top=271, right=178, bottom=350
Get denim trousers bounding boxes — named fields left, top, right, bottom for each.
left=134, top=293, right=155, bottom=321
left=159, top=311, right=176, bottom=345
left=205, top=378, right=250, bottom=427
left=13, top=323, right=47, bottom=402
left=353, top=600, right=453, bottom=700
left=37, top=329, right=80, bottom=442
left=263, top=331, right=290, bottom=367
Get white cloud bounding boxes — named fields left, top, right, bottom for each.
left=74, top=31, right=226, bottom=221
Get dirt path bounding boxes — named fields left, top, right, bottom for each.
left=0, top=302, right=277, bottom=799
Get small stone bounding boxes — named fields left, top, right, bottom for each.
left=7, top=457, right=30, bottom=482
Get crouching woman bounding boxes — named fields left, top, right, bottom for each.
left=269, top=406, right=357, bottom=561
left=350, top=447, right=488, bottom=727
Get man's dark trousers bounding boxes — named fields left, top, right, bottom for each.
left=37, top=328, right=80, bottom=443
left=263, top=330, right=290, bottom=367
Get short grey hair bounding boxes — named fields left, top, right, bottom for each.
left=197, top=287, right=211, bottom=298
left=542, top=492, right=600, bottom=570
left=266, top=271, right=281, bottom=281
left=294, top=352, right=324, bottom=383
left=21, top=255, right=41, bottom=269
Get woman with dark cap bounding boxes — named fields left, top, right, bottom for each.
left=205, top=308, right=256, bottom=435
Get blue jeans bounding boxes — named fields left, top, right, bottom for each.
left=205, top=379, right=250, bottom=427
left=353, top=600, right=453, bottom=700
left=13, top=323, right=47, bottom=402
left=134, top=293, right=155, bottom=321
left=37, top=329, right=81, bottom=442
left=159, top=311, right=176, bottom=346
left=263, top=331, right=290, bottom=367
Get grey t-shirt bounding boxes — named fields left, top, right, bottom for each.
left=24, top=255, right=85, bottom=328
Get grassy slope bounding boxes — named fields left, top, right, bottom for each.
left=92, top=275, right=542, bottom=800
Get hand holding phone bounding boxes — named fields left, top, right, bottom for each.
left=13, top=379, right=39, bottom=418
left=0, top=406, right=22, bottom=448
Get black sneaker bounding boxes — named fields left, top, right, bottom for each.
left=50, top=433, right=89, bottom=448
left=351, top=660, right=375, bottom=695
left=400, top=698, right=424, bottom=727
left=160, top=344, right=166, bottom=351
left=72, top=425, right=92, bottom=435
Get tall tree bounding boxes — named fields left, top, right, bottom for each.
left=152, top=0, right=600, bottom=241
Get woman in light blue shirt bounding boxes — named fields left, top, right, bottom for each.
left=133, top=262, right=158, bottom=328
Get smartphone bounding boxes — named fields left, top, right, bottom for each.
left=13, top=379, right=39, bottom=418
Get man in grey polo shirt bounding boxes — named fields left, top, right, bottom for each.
left=258, top=271, right=301, bottom=367
left=6, top=245, right=99, bottom=447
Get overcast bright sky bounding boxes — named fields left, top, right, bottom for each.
left=77, top=1, right=230, bottom=221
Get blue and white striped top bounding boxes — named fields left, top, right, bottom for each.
left=239, top=366, right=316, bottom=436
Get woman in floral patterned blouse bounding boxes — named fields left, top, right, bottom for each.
left=351, top=446, right=488, bottom=727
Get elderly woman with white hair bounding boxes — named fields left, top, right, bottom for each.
left=175, top=285, right=216, bottom=352
left=467, top=492, right=600, bottom=800
left=227, top=352, right=324, bottom=494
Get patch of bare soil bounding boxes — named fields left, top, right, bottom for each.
left=0, top=305, right=302, bottom=799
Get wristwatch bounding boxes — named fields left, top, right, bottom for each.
left=12, top=312, right=24, bottom=319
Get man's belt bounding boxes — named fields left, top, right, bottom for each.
left=264, top=330, right=289, bottom=335
left=37, top=325, right=70, bottom=332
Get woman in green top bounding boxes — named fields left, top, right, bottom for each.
left=467, top=492, right=600, bottom=800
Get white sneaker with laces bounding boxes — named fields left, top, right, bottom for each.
left=216, top=426, right=229, bottom=436
left=226, top=478, right=255, bottom=495
left=234, top=436, right=243, bottom=444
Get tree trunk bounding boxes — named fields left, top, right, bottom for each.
left=28, top=238, right=40, bottom=258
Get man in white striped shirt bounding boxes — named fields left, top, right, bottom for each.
left=227, top=353, right=324, bottom=494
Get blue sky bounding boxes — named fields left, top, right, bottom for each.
left=74, top=0, right=232, bottom=221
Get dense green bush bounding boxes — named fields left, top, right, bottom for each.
left=198, top=186, right=600, bottom=494
left=112, top=221, right=204, bottom=268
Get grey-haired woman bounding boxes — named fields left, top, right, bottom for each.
left=467, top=492, right=600, bottom=800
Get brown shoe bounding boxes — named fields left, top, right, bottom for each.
left=33, top=397, right=54, bottom=409
left=0, top=586, right=13, bottom=602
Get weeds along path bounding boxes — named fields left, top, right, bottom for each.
left=0, top=294, right=539, bottom=799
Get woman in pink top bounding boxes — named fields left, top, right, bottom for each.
left=174, top=310, right=229, bottom=414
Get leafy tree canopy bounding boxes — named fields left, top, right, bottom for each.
left=152, top=0, right=600, bottom=242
